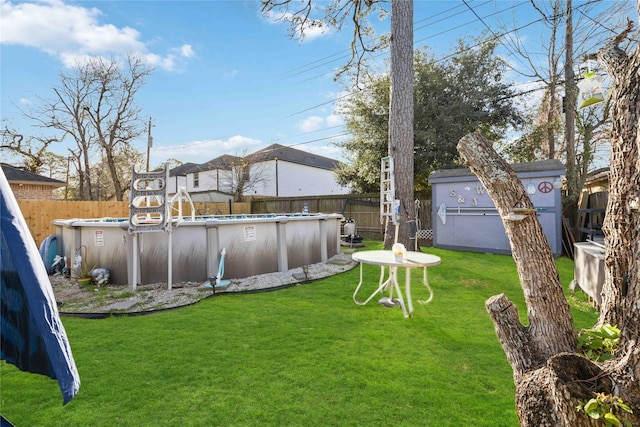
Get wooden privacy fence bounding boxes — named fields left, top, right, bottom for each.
left=251, top=194, right=432, bottom=238
left=18, top=197, right=431, bottom=245
left=17, top=200, right=251, bottom=246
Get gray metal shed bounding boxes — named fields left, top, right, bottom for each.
left=428, top=159, right=565, bottom=257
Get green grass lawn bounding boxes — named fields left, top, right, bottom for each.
left=1, top=244, right=598, bottom=426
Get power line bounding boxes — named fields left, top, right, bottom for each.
left=283, top=1, right=545, bottom=117
left=159, top=0, right=614, bottom=158
left=461, top=0, right=520, bottom=61
left=282, top=1, right=471, bottom=80
left=280, top=94, right=350, bottom=119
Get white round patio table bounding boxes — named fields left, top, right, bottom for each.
left=351, top=250, right=441, bottom=318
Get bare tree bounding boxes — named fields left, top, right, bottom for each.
left=500, top=0, right=566, bottom=159
left=261, top=0, right=388, bottom=84
left=46, top=61, right=98, bottom=200
left=500, top=1, right=634, bottom=233
left=564, top=0, right=578, bottom=222
left=41, top=54, right=152, bottom=200
left=0, top=123, right=60, bottom=174
left=456, top=15, right=639, bottom=425
left=230, top=151, right=271, bottom=202
left=93, top=145, right=144, bottom=200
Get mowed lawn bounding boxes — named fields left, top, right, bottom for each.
left=1, top=245, right=598, bottom=426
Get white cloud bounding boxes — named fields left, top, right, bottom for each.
left=298, top=116, right=324, bottom=132
left=19, top=97, right=30, bottom=105
left=223, top=135, right=262, bottom=152
left=0, top=0, right=194, bottom=71
left=325, top=114, right=344, bottom=127
left=299, top=22, right=327, bottom=41
left=153, top=135, right=263, bottom=164
left=178, top=44, right=195, bottom=58
left=303, top=140, right=347, bottom=162
left=264, top=10, right=328, bottom=41
left=297, top=113, right=344, bottom=133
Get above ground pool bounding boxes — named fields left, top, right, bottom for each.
left=53, top=213, right=343, bottom=287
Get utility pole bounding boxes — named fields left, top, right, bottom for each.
left=146, top=117, right=153, bottom=172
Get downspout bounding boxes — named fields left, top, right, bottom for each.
left=275, top=157, right=279, bottom=197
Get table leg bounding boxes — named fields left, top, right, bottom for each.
left=353, top=263, right=394, bottom=306
left=389, top=266, right=408, bottom=317
left=352, top=262, right=365, bottom=305
left=417, top=267, right=434, bottom=305
left=405, top=267, right=413, bottom=317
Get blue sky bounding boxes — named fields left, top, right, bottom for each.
left=0, top=0, right=631, bottom=169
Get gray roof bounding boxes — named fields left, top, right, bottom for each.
left=429, top=159, right=565, bottom=180
left=246, top=143, right=340, bottom=170
left=169, top=144, right=341, bottom=176
left=1, top=163, right=66, bottom=186
left=169, top=155, right=242, bottom=176
left=199, top=154, right=240, bottom=171
left=168, top=162, right=199, bottom=177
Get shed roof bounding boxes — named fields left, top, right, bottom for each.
left=1, top=164, right=66, bottom=187
left=428, top=159, right=565, bottom=181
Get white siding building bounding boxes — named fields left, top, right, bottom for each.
left=167, top=156, right=237, bottom=202
left=245, top=144, right=350, bottom=197
left=168, top=144, right=350, bottom=200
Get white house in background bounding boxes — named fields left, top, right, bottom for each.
left=168, top=144, right=350, bottom=200
left=245, top=144, right=350, bottom=197
left=167, top=155, right=238, bottom=202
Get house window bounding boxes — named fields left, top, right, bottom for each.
left=193, top=172, right=199, bottom=188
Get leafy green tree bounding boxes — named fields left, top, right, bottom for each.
left=336, top=37, right=524, bottom=193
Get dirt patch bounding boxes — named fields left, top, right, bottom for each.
left=51, top=276, right=210, bottom=314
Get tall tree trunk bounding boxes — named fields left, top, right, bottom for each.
left=385, top=0, right=415, bottom=250
left=455, top=17, right=639, bottom=425
left=82, top=149, right=93, bottom=201
left=563, top=0, right=579, bottom=237
left=105, top=147, right=124, bottom=201
left=595, top=17, right=640, bottom=409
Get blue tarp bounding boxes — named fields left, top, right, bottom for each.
left=0, top=168, right=80, bottom=405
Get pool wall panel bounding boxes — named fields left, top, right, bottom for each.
left=53, top=213, right=343, bottom=287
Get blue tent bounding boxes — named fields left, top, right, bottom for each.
left=1, top=168, right=80, bottom=406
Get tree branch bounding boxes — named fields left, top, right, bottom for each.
left=457, top=132, right=576, bottom=363
left=486, top=294, right=540, bottom=382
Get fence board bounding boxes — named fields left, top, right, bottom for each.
left=251, top=194, right=433, bottom=239
left=17, top=201, right=251, bottom=246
